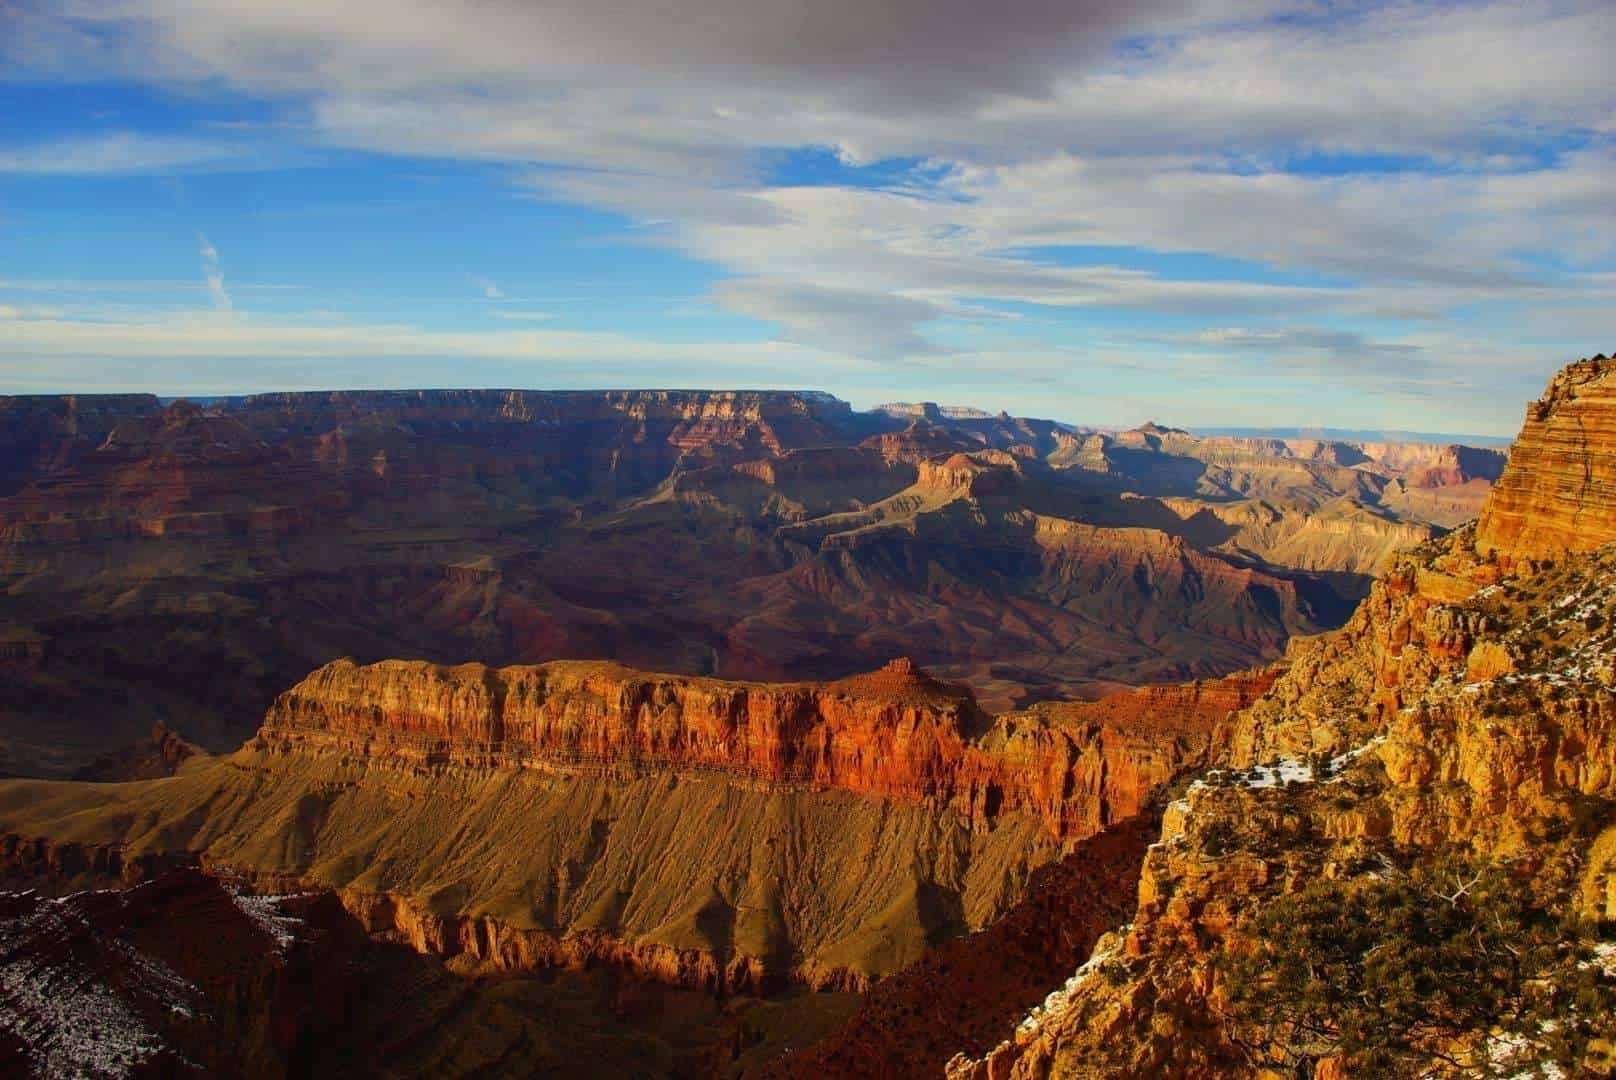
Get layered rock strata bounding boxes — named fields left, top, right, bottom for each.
left=946, top=356, right=1616, bottom=1079
left=1476, top=353, right=1616, bottom=561
left=0, top=386, right=1502, bottom=776
left=0, top=658, right=1265, bottom=997
left=256, top=657, right=1272, bottom=841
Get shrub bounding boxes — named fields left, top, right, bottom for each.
left=1219, top=854, right=1616, bottom=1077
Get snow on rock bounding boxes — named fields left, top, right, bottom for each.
left=0, top=891, right=199, bottom=1079
left=228, top=889, right=307, bottom=954
left=1194, top=738, right=1385, bottom=793
left=1013, top=927, right=1130, bottom=1037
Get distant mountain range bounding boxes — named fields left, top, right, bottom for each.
left=1192, top=424, right=1513, bottom=448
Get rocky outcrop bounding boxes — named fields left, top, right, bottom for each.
left=0, top=652, right=1269, bottom=1006
left=71, top=721, right=202, bottom=782
left=946, top=540, right=1616, bottom=1079
left=0, top=834, right=195, bottom=891
left=257, top=656, right=1267, bottom=842
left=861, top=419, right=981, bottom=463
left=914, top=452, right=1022, bottom=497
left=945, top=357, right=1616, bottom=1079
left=1476, top=353, right=1616, bottom=562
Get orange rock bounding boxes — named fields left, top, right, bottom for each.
left=258, top=657, right=1268, bottom=841
left=1476, top=354, right=1616, bottom=562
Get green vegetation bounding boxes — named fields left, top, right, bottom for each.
left=1221, top=854, right=1616, bottom=1078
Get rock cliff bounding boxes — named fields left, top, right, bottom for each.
left=258, top=657, right=986, bottom=799
left=0, top=657, right=1264, bottom=1000
left=945, top=356, right=1616, bottom=1079
left=1476, top=353, right=1616, bottom=562
left=256, top=656, right=1270, bottom=842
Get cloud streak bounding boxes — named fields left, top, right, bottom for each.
left=197, top=234, right=232, bottom=312
left=0, top=132, right=247, bottom=174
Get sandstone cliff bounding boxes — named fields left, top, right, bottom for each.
left=1476, top=353, right=1616, bottom=561
left=255, top=655, right=1270, bottom=843
left=0, top=657, right=1266, bottom=1000
left=946, top=357, right=1616, bottom=1079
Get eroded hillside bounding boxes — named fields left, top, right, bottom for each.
left=0, top=657, right=1269, bottom=1008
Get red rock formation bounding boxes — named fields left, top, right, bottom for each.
left=257, top=657, right=1270, bottom=841
left=259, top=656, right=983, bottom=796
left=1476, top=353, right=1616, bottom=562
left=861, top=420, right=981, bottom=463
left=914, top=452, right=1021, bottom=497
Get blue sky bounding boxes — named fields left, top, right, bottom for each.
left=1, top=1, right=1612, bottom=435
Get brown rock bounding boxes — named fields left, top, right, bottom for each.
left=1476, top=354, right=1616, bottom=562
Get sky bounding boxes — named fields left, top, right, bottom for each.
left=0, top=1, right=1611, bottom=435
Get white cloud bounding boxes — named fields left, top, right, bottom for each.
left=0, top=308, right=851, bottom=367
left=2, top=0, right=1611, bottom=428
left=0, top=132, right=247, bottom=174
left=714, top=279, right=943, bottom=356
left=197, top=233, right=232, bottom=312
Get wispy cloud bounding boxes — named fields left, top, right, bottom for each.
left=0, top=132, right=247, bottom=174
left=197, top=234, right=232, bottom=312
left=0, top=308, right=842, bottom=364
left=469, top=275, right=506, bottom=300
left=491, top=310, right=554, bottom=321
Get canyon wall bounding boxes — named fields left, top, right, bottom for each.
left=947, top=354, right=1616, bottom=1079
left=258, top=657, right=985, bottom=797
left=1476, top=354, right=1616, bottom=561
left=0, top=386, right=1498, bottom=776
left=257, top=656, right=1272, bottom=841
left=0, top=656, right=1266, bottom=997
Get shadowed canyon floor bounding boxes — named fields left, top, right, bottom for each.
left=0, top=868, right=865, bottom=1079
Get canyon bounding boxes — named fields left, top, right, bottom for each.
left=0, top=389, right=1496, bottom=777
left=7, top=364, right=1597, bottom=1078
left=0, top=656, right=1269, bottom=1003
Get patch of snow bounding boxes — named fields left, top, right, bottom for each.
left=1015, top=927, right=1131, bottom=1036
left=0, top=898, right=200, bottom=1079
left=228, top=889, right=305, bottom=953
left=1196, top=736, right=1384, bottom=794
left=1239, top=759, right=1314, bottom=789
left=1488, top=1029, right=1566, bottom=1080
